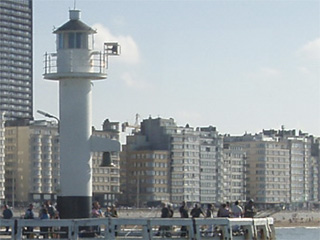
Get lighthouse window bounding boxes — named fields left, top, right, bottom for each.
left=58, top=34, right=64, bottom=49
left=76, top=33, right=82, bottom=48
left=66, top=32, right=85, bottom=49
left=68, top=32, right=75, bottom=48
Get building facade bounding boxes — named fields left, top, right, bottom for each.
left=121, top=117, right=247, bottom=207
left=124, top=150, right=170, bottom=207
left=0, top=0, right=33, bottom=121
left=0, top=113, right=6, bottom=203
left=198, top=126, right=223, bottom=204
left=224, top=129, right=319, bottom=208
left=5, top=120, right=59, bottom=206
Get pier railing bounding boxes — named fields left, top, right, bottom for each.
left=0, top=217, right=275, bottom=240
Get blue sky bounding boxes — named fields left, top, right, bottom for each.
left=34, top=0, right=320, bottom=136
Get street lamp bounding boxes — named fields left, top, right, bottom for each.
left=37, top=110, right=60, bottom=132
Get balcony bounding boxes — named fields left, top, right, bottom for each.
left=43, top=50, right=108, bottom=80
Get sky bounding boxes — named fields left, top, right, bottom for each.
left=33, top=0, right=320, bottom=137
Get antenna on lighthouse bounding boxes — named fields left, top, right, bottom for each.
left=74, top=0, right=77, bottom=9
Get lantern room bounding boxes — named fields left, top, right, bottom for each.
left=54, top=10, right=96, bottom=50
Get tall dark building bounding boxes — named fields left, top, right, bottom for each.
left=0, top=0, right=33, bottom=120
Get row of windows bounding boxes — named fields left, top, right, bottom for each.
left=0, top=67, right=31, bottom=74
left=132, top=162, right=168, bottom=168
left=0, top=6, right=31, bottom=19
left=0, top=71, right=31, bottom=79
left=201, top=182, right=215, bottom=187
left=172, top=151, right=199, bottom=157
left=32, top=186, right=52, bottom=193
left=92, top=176, right=119, bottom=183
left=172, top=144, right=199, bottom=150
left=146, top=187, right=167, bottom=193
left=2, top=106, right=31, bottom=113
left=200, top=153, right=216, bottom=158
left=0, top=85, right=31, bottom=93
left=0, top=1, right=31, bottom=12
left=265, top=184, right=288, bottom=189
left=172, top=159, right=198, bottom=164
left=0, top=53, right=31, bottom=62
left=130, top=153, right=168, bottom=159
left=0, top=79, right=31, bottom=86
left=1, top=36, right=31, bottom=46
left=0, top=22, right=31, bottom=32
left=92, top=168, right=119, bottom=174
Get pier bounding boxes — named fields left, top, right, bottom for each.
left=0, top=217, right=275, bottom=240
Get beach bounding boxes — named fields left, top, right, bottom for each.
left=272, top=210, right=320, bottom=228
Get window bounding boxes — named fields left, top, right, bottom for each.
left=68, top=33, right=75, bottom=48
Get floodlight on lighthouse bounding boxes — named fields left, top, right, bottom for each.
left=104, top=42, right=121, bottom=56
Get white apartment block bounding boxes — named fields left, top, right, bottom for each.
left=221, top=144, right=246, bottom=203
left=198, top=126, right=221, bottom=204
left=5, top=120, right=59, bottom=206
left=0, top=113, right=6, bottom=203
left=170, top=126, right=200, bottom=204
left=225, top=134, right=291, bottom=206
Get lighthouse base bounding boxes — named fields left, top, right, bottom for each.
left=57, top=196, right=92, bottom=219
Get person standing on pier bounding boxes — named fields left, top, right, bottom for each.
left=91, top=201, right=103, bottom=235
left=205, top=204, right=215, bottom=236
left=191, top=203, right=205, bottom=218
left=2, top=205, right=13, bottom=232
left=244, top=199, right=256, bottom=218
left=156, top=203, right=171, bottom=237
left=190, top=203, right=205, bottom=235
left=24, top=204, right=35, bottom=238
left=179, top=201, right=189, bottom=237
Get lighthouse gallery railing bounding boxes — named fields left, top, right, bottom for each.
left=44, top=50, right=107, bottom=75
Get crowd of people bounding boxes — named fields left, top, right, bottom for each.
left=158, top=199, right=257, bottom=237
left=1, top=200, right=119, bottom=237
left=1, top=199, right=256, bottom=237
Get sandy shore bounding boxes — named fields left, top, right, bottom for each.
left=272, top=210, right=320, bottom=228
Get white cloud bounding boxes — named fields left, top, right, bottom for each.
left=259, top=67, right=281, bottom=77
left=297, top=66, right=311, bottom=75
left=121, top=72, right=153, bottom=90
left=247, top=67, right=281, bottom=80
left=297, top=38, right=320, bottom=60
left=92, top=23, right=140, bottom=65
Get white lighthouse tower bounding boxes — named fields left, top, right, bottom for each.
left=43, top=9, right=120, bottom=219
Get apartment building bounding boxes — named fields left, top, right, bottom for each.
left=0, top=113, right=6, bottom=203
left=198, top=126, right=221, bottom=204
left=225, top=133, right=291, bottom=207
left=121, top=117, right=247, bottom=207
left=311, top=138, right=320, bottom=202
left=221, top=143, right=246, bottom=203
left=263, top=129, right=316, bottom=207
left=124, top=150, right=170, bottom=207
left=5, top=120, right=59, bottom=206
left=171, top=126, right=200, bottom=204
left=224, top=128, right=320, bottom=208
left=0, top=0, right=33, bottom=121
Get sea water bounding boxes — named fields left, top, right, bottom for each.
left=276, top=227, right=320, bottom=240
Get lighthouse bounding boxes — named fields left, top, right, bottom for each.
left=43, top=9, right=120, bottom=219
